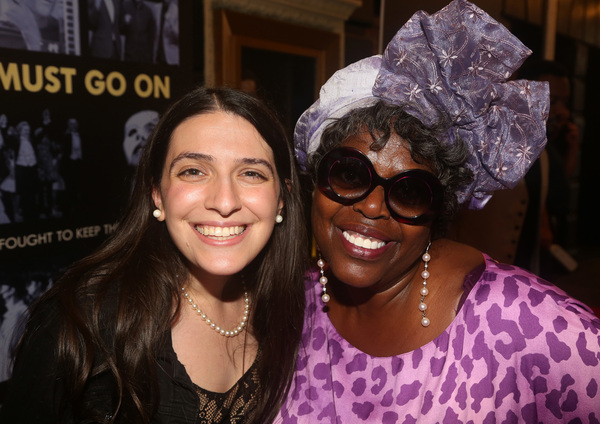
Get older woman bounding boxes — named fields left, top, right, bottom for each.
left=277, top=1, right=600, bottom=422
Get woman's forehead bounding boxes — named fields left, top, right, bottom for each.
left=338, top=131, right=432, bottom=174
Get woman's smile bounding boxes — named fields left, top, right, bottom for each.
left=194, top=224, right=247, bottom=238
left=342, top=230, right=387, bottom=250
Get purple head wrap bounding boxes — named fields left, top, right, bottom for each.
left=294, top=0, right=549, bottom=209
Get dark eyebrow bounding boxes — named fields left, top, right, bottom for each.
left=169, top=152, right=212, bottom=173
left=169, top=152, right=275, bottom=175
left=239, top=158, right=275, bottom=176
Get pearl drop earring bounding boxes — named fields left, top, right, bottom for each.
left=153, top=209, right=162, bottom=219
left=419, top=242, right=432, bottom=327
left=275, top=214, right=283, bottom=223
left=317, top=257, right=330, bottom=303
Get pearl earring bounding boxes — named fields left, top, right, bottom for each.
left=419, top=242, right=432, bottom=327
left=317, top=257, right=330, bottom=303
left=275, top=214, right=283, bottom=223
left=153, top=209, right=162, bottom=219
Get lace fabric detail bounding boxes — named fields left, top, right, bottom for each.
left=193, top=361, right=259, bottom=424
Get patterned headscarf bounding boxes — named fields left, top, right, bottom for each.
left=294, top=0, right=549, bottom=209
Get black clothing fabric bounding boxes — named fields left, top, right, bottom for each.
left=0, top=298, right=256, bottom=423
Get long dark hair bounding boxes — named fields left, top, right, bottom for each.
left=16, top=86, right=308, bottom=423
left=305, top=100, right=473, bottom=238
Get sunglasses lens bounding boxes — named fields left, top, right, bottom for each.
left=319, top=148, right=440, bottom=223
left=388, top=177, right=433, bottom=218
left=328, top=157, right=372, bottom=200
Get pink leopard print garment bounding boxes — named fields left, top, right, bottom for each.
left=277, top=254, right=600, bottom=423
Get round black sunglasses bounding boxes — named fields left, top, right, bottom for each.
left=317, top=147, right=443, bottom=225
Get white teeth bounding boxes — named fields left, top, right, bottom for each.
left=195, top=225, right=245, bottom=237
left=343, top=231, right=385, bottom=250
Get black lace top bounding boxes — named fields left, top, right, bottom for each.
left=193, top=360, right=259, bottom=424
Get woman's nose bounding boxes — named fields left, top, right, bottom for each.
left=205, top=178, right=243, bottom=217
left=352, top=185, right=391, bottom=220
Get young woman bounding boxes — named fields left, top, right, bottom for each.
left=0, top=87, right=308, bottom=423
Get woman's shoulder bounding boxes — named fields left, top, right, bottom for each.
left=434, top=239, right=485, bottom=274
left=436, top=239, right=599, bottom=325
left=435, top=238, right=483, bottom=263
left=461, top=252, right=600, bottom=333
left=21, top=278, right=120, bottom=350
left=432, top=239, right=485, bottom=301
left=437, top=239, right=571, bottom=300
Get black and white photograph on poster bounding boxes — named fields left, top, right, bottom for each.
left=0, top=0, right=180, bottom=64
left=0, top=269, right=52, bottom=383
left=86, top=0, right=179, bottom=65
left=0, top=105, right=161, bottom=226
left=0, top=111, right=164, bottom=228
left=0, top=107, right=86, bottom=224
left=0, top=0, right=81, bottom=55
left=123, top=109, right=159, bottom=168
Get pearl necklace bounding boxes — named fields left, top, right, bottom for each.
left=181, top=286, right=249, bottom=337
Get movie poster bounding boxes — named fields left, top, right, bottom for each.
left=0, top=0, right=196, bottom=386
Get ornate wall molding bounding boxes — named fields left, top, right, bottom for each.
left=209, top=0, right=361, bottom=33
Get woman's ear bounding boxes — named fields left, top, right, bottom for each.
left=151, top=187, right=165, bottom=221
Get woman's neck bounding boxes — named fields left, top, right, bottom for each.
left=185, top=269, right=244, bottom=302
left=327, top=259, right=421, bottom=311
